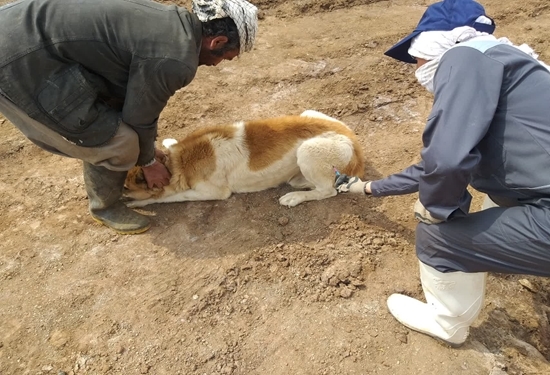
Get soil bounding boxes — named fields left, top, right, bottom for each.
left=1, top=0, right=550, bottom=374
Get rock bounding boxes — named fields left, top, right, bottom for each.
left=396, top=333, right=408, bottom=344
left=278, top=216, right=289, bottom=226
left=509, top=337, right=547, bottom=361
left=518, top=278, right=537, bottom=292
left=365, top=41, right=378, bottom=48
left=49, top=330, right=68, bottom=348
left=339, top=287, right=353, bottom=298
left=320, top=268, right=335, bottom=284
left=140, top=363, right=151, bottom=374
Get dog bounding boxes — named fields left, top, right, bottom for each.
left=124, top=110, right=365, bottom=208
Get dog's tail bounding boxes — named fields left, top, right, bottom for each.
left=162, top=138, right=178, bottom=149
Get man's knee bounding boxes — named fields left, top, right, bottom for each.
left=415, top=222, right=460, bottom=272
left=101, top=123, right=140, bottom=171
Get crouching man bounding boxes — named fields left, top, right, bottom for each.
left=0, top=0, right=258, bottom=234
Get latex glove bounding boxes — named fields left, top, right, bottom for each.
left=413, top=199, right=443, bottom=225
left=142, top=160, right=171, bottom=189
left=335, top=174, right=371, bottom=195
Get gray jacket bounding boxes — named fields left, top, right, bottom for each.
left=371, top=40, right=550, bottom=220
left=0, top=0, right=202, bottom=165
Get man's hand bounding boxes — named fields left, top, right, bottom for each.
left=154, top=148, right=167, bottom=164
left=413, top=199, right=443, bottom=225
left=142, top=160, right=171, bottom=189
left=335, top=174, right=371, bottom=194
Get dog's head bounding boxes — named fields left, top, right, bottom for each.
left=123, top=158, right=168, bottom=200
left=124, top=166, right=149, bottom=192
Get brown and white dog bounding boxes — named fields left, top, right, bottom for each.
left=124, top=110, right=364, bottom=208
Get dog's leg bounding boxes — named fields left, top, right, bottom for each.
left=126, top=183, right=232, bottom=208
left=123, top=188, right=161, bottom=201
left=287, top=173, right=315, bottom=189
left=279, top=137, right=350, bottom=207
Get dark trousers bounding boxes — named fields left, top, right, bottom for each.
left=0, top=92, right=139, bottom=172
left=417, top=196, right=550, bottom=276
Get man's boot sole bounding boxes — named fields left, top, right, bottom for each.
left=389, top=314, right=466, bottom=348
left=91, top=216, right=151, bottom=235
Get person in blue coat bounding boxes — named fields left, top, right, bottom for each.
left=336, top=0, right=550, bottom=346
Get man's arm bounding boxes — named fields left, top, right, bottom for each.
left=122, top=58, right=195, bottom=166
left=418, top=46, right=504, bottom=220
left=370, top=162, right=424, bottom=197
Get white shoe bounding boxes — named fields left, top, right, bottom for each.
left=387, top=261, right=486, bottom=346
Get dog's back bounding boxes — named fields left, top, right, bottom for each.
left=125, top=111, right=364, bottom=207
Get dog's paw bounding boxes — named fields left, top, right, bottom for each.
left=279, top=192, right=307, bottom=207
left=125, top=200, right=148, bottom=208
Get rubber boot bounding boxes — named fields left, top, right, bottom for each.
left=387, top=261, right=486, bottom=346
left=83, top=162, right=151, bottom=234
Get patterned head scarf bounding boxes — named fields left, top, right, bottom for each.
left=192, top=0, right=258, bottom=54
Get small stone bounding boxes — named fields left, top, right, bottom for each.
left=101, top=364, right=113, bottom=372
left=320, top=268, right=335, bottom=284
left=368, top=330, right=379, bottom=338
left=278, top=217, right=289, bottom=226
left=140, top=363, right=150, bottom=374
left=339, top=287, right=353, bottom=298
left=396, top=333, right=408, bottom=344
left=257, top=9, right=266, bottom=20
left=519, top=279, right=537, bottom=292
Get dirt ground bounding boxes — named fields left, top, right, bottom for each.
left=1, top=0, right=550, bottom=374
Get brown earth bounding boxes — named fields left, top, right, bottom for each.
left=1, top=0, right=550, bottom=374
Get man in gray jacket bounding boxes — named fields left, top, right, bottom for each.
left=336, top=0, right=550, bottom=346
left=0, top=0, right=258, bottom=234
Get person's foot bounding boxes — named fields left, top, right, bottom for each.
left=90, top=202, right=151, bottom=234
left=386, top=293, right=469, bottom=347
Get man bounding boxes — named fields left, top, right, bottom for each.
left=0, top=0, right=258, bottom=234
left=335, top=0, right=550, bottom=346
